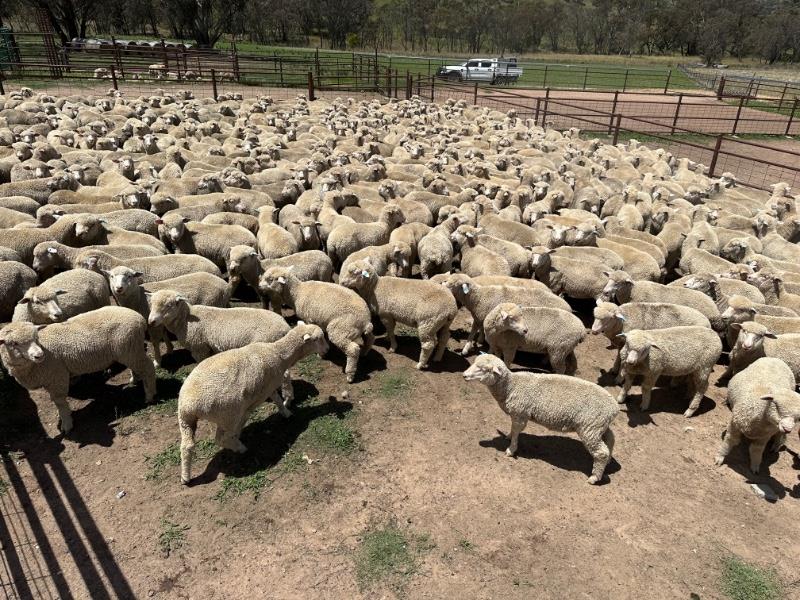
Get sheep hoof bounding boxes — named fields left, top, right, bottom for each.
left=152, top=359, right=160, bottom=368
left=750, top=465, right=760, bottom=475
left=714, top=456, right=725, bottom=466
left=415, top=362, right=426, bottom=370
left=387, top=346, right=395, bottom=354
left=682, top=408, right=696, bottom=418
left=587, top=475, right=600, bottom=485
left=616, top=394, right=626, bottom=404
left=639, top=404, right=650, bottom=412
left=58, top=418, right=74, bottom=434
left=504, top=448, right=515, bottom=458
left=181, top=477, right=191, bottom=486
left=346, top=373, right=355, bottom=383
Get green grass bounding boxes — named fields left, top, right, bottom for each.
left=458, top=538, right=476, bottom=552
left=296, top=354, right=325, bottom=383
left=145, top=439, right=217, bottom=481
left=354, top=524, right=432, bottom=590
left=302, top=414, right=356, bottom=453
left=376, top=370, right=414, bottom=400
left=158, top=518, right=189, bottom=557
left=721, top=555, right=782, bottom=600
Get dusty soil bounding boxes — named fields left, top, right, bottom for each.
left=2, top=299, right=800, bottom=600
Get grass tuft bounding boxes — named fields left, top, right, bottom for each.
left=355, top=524, right=428, bottom=590
left=145, top=439, right=216, bottom=481
left=302, top=415, right=356, bottom=453
left=158, top=518, right=189, bottom=557
left=376, top=370, right=414, bottom=400
left=296, top=354, right=325, bottom=383
left=721, top=555, right=782, bottom=600
left=215, top=469, right=271, bottom=502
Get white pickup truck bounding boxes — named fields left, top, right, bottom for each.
left=436, top=57, right=522, bottom=84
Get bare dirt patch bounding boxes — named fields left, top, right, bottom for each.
left=2, top=303, right=800, bottom=599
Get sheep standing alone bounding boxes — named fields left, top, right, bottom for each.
left=716, top=357, right=800, bottom=474
left=617, top=327, right=722, bottom=417
left=0, top=307, right=156, bottom=433
left=483, top=302, right=585, bottom=374
left=463, top=354, right=618, bottom=484
left=178, top=324, right=328, bottom=484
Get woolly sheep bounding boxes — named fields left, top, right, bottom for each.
left=484, top=302, right=585, bottom=374
left=451, top=225, right=512, bottom=277
left=177, top=323, right=328, bottom=484
left=338, top=259, right=457, bottom=369
left=259, top=266, right=374, bottom=382
left=417, top=214, right=463, bottom=278
left=0, top=261, right=37, bottom=320
left=12, top=269, right=110, bottom=324
left=715, top=357, right=800, bottom=474
left=617, top=326, right=722, bottom=417
left=147, top=290, right=290, bottom=363
left=0, top=307, right=156, bottom=433
left=159, top=213, right=257, bottom=270
left=463, top=354, right=618, bottom=484
left=326, top=204, right=405, bottom=266
left=340, top=241, right=412, bottom=278
left=529, top=247, right=609, bottom=300
left=725, top=322, right=800, bottom=382
left=78, top=249, right=222, bottom=282
left=30, top=241, right=163, bottom=277
left=596, top=238, right=661, bottom=281
left=439, top=273, right=570, bottom=354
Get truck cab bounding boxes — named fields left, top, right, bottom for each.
left=437, top=57, right=522, bottom=84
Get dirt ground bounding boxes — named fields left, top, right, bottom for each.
left=2, top=298, right=800, bottom=600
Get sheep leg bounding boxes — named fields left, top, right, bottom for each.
left=179, top=414, right=197, bottom=485
left=565, top=351, right=578, bottom=376
left=610, top=352, right=621, bottom=380
left=549, top=350, right=568, bottom=375
left=502, top=347, right=517, bottom=368
left=769, top=432, right=786, bottom=453
left=616, top=372, right=632, bottom=404
left=433, top=322, right=451, bottom=362
left=125, top=350, right=157, bottom=403
left=505, top=415, right=528, bottom=457
left=280, top=370, right=295, bottom=408
left=461, top=321, right=481, bottom=355
left=580, top=429, right=612, bottom=485
left=714, top=425, right=741, bottom=467
left=328, top=325, right=361, bottom=383
left=684, top=371, right=710, bottom=418
left=191, top=345, right=212, bottom=363
left=639, top=374, right=657, bottom=411
left=748, top=440, right=768, bottom=475
left=382, top=316, right=397, bottom=352
left=49, top=391, right=73, bottom=434
left=270, top=391, right=292, bottom=418
left=416, top=329, right=437, bottom=370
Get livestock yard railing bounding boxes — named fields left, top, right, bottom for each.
left=417, top=78, right=800, bottom=191
left=680, top=63, right=800, bottom=100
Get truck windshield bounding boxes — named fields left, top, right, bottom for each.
left=466, top=61, right=479, bottom=68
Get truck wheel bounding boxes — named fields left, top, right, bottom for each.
left=448, top=72, right=461, bottom=82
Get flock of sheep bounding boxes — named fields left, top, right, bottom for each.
left=0, top=85, right=799, bottom=488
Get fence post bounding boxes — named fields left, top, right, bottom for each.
left=232, top=41, right=240, bottom=82
left=732, top=96, right=745, bottom=135
left=534, top=97, right=541, bottom=126
left=582, top=66, right=588, bottom=90
left=708, top=134, right=723, bottom=176
left=315, top=47, right=320, bottom=80
left=542, top=64, right=548, bottom=88
left=279, top=57, right=283, bottom=86
left=406, top=71, right=411, bottom=99
left=374, top=48, right=379, bottom=87
left=110, top=64, right=118, bottom=91
left=542, top=88, right=550, bottom=126
left=609, top=90, right=619, bottom=132
left=612, top=114, right=622, bottom=145
left=307, top=71, right=315, bottom=101
left=785, top=98, right=798, bottom=136
left=622, top=69, right=629, bottom=92
left=671, top=93, right=683, bottom=134
left=778, top=83, right=788, bottom=112
left=210, top=68, right=218, bottom=101
left=473, top=81, right=478, bottom=106
left=0, top=67, right=4, bottom=96
left=431, top=73, right=435, bottom=102
left=160, top=38, right=169, bottom=71
left=663, top=69, right=672, bottom=94
left=716, top=76, right=726, bottom=99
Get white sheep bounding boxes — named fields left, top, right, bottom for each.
left=463, top=354, right=618, bottom=484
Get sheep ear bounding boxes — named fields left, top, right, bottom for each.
left=602, top=270, right=611, bottom=278
left=297, top=320, right=305, bottom=326
left=303, top=333, right=312, bottom=341
left=650, top=343, right=660, bottom=350
left=18, top=295, right=30, bottom=304
left=291, top=220, right=301, bottom=225
left=132, top=271, right=144, bottom=279
left=615, top=333, right=627, bottom=339
left=730, top=323, right=742, bottom=331
left=182, top=217, right=190, bottom=223
left=765, top=331, right=778, bottom=339
left=54, top=289, right=68, bottom=295
left=499, top=311, right=508, bottom=320
left=36, top=324, right=47, bottom=331
left=492, top=365, right=504, bottom=376
left=760, top=394, right=775, bottom=403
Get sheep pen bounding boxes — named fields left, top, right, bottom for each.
left=0, top=87, right=798, bottom=599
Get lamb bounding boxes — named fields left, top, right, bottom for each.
left=439, top=273, right=570, bottom=354
left=339, top=241, right=412, bottom=278
left=616, top=326, right=722, bottom=417
left=715, top=357, right=800, bottom=474
left=592, top=300, right=712, bottom=377
left=725, top=322, right=800, bottom=381
left=256, top=207, right=298, bottom=260
left=158, top=213, right=257, bottom=270
left=484, top=302, right=585, bottom=374
left=599, top=271, right=724, bottom=333
left=528, top=247, right=610, bottom=300
left=672, top=272, right=765, bottom=305
left=78, top=249, right=222, bottom=282
left=12, top=269, right=110, bottom=324
left=463, top=354, right=618, bottom=484
left=258, top=266, right=374, bottom=382
left=0, top=307, right=156, bottom=433
left=451, top=225, right=512, bottom=277
left=389, top=222, right=432, bottom=274
left=146, top=290, right=291, bottom=365
left=746, top=269, right=800, bottom=315
left=0, top=261, right=38, bottom=320
left=417, top=214, right=463, bottom=278
left=596, top=237, right=661, bottom=281
left=326, top=204, right=405, bottom=266
left=107, top=268, right=230, bottom=365
left=177, top=323, right=328, bottom=484
left=338, top=259, right=457, bottom=369
left=30, top=241, right=163, bottom=278
left=226, top=246, right=333, bottom=308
